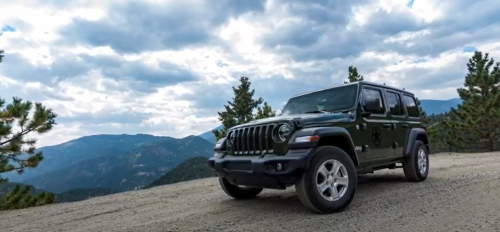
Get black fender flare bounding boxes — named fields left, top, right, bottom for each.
left=287, top=127, right=359, bottom=168
left=404, top=128, right=429, bottom=156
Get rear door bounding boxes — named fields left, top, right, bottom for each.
left=401, top=94, right=423, bottom=136
left=384, top=90, right=407, bottom=157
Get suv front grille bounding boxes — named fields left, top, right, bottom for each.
left=229, top=124, right=275, bottom=155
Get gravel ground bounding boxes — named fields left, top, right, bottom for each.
left=2, top=152, right=500, bottom=232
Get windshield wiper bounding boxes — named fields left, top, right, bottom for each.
left=304, top=110, right=331, bottom=114
left=304, top=109, right=350, bottom=114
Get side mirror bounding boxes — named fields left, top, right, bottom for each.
left=358, top=102, right=371, bottom=117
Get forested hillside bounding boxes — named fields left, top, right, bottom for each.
left=146, top=156, right=213, bottom=188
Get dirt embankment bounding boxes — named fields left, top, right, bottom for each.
left=2, top=152, right=500, bottom=232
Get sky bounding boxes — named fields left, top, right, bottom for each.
left=0, top=0, right=500, bottom=147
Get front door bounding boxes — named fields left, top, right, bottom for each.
left=359, top=87, right=394, bottom=160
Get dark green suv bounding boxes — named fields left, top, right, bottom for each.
left=208, top=81, right=430, bottom=214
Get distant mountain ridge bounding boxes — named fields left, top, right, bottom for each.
left=22, top=135, right=214, bottom=193
left=2, top=134, right=173, bottom=182
left=198, top=125, right=223, bottom=144
left=419, top=98, right=461, bottom=115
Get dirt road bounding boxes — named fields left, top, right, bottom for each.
left=2, top=152, right=500, bottom=232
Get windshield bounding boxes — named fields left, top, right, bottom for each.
left=281, top=84, right=358, bottom=116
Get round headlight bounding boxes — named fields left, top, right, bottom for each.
left=276, top=124, right=292, bottom=142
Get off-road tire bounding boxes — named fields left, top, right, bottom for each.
left=403, top=140, right=429, bottom=182
left=218, top=176, right=263, bottom=200
left=295, top=146, right=357, bottom=214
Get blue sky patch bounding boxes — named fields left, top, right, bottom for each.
left=462, top=46, right=477, bottom=53
left=0, top=25, right=16, bottom=36
left=407, top=0, right=415, bottom=8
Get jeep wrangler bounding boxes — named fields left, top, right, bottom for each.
left=208, top=81, right=430, bottom=214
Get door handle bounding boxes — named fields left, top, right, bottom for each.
left=382, top=123, right=391, bottom=128
left=401, top=124, right=409, bottom=128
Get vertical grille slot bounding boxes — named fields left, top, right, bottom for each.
left=245, top=127, right=251, bottom=154
left=255, top=126, right=261, bottom=154
left=236, top=129, right=241, bottom=152
left=241, top=128, right=247, bottom=153
left=230, top=124, right=275, bottom=155
left=267, top=125, right=274, bottom=152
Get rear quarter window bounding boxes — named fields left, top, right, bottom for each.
left=402, top=95, right=419, bottom=117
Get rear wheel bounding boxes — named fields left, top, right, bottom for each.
left=403, top=140, right=429, bottom=182
left=295, top=146, right=357, bottom=214
left=218, top=176, right=263, bottom=200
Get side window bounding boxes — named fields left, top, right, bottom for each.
left=362, top=88, right=385, bottom=114
left=386, top=92, right=405, bottom=116
left=402, top=95, right=420, bottom=117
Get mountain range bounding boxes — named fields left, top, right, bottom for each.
left=418, top=98, right=462, bottom=115
left=0, top=97, right=460, bottom=201
left=4, top=134, right=170, bottom=183
left=3, top=135, right=214, bottom=193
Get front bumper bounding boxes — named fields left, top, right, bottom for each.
left=208, top=149, right=313, bottom=189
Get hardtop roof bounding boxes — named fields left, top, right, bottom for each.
left=290, top=80, right=414, bottom=98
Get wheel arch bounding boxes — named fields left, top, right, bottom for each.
left=288, top=127, right=360, bottom=169
left=404, top=128, right=430, bottom=156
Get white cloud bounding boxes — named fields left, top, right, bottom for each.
left=1, top=0, right=500, bottom=147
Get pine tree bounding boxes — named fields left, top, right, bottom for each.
left=442, top=51, right=500, bottom=152
left=415, top=97, right=436, bottom=152
left=416, top=98, right=430, bottom=125
left=0, top=51, right=57, bottom=210
left=255, top=102, right=276, bottom=120
left=344, top=65, right=364, bottom=84
left=212, top=77, right=276, bottom=140
left=0, top=184, right=55, bottom=210
left=0, top=51, right=58, bottom=183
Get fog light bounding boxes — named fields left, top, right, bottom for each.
left=276, top=163, right=283, bottom=171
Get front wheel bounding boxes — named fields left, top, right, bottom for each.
left=218, top=176, right=263, bottom=200
left=295, top=146, right=358, bottom=214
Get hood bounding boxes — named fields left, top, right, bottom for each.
left=231, top=113, right=354, bottom=129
